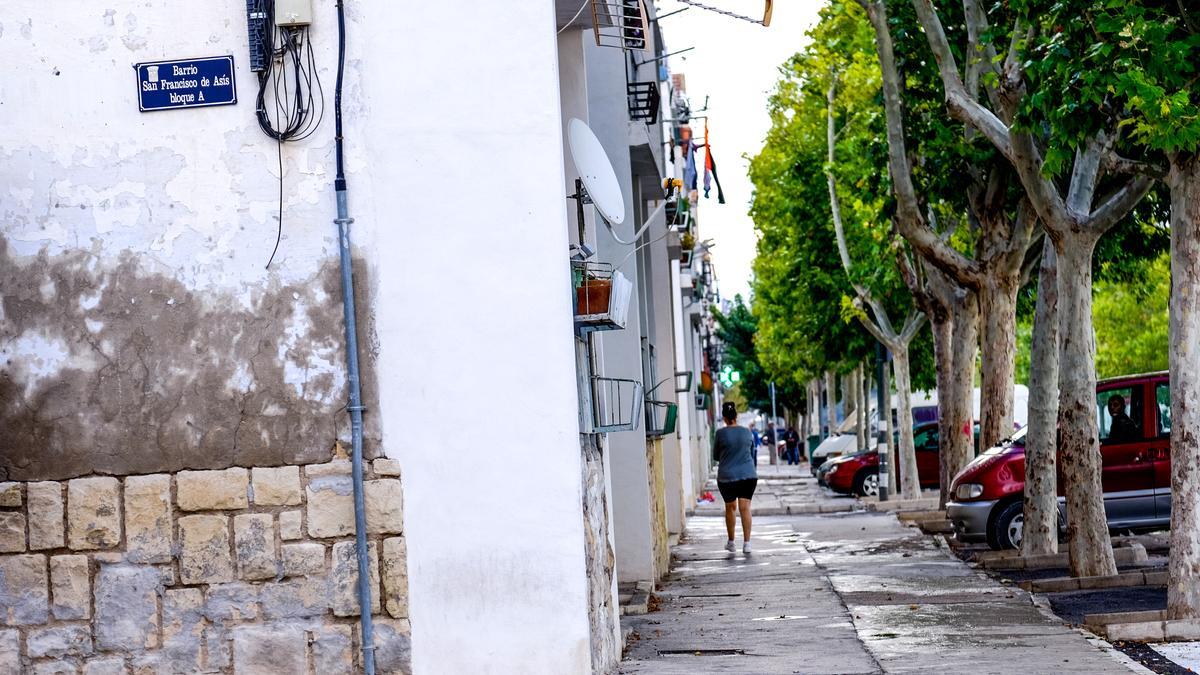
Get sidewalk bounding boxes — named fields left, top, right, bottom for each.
left=623, top=483, right=1142, bottom=673
left=692, top=460, right=859, bottom=517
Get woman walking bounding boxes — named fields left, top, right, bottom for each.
left=715, top=401, right=757, bottom=554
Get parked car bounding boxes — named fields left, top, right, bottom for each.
left=809, top=434, right=857, bottom=474
left=947, top=371, right=1171, bottom=550
left=822, top=422, right=977, bottom=497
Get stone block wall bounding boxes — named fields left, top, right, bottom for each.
left=0, top=459, right=410, bottom=674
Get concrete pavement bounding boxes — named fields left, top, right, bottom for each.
left=692, top=461, right=859, bottom=517
left=622, top=472, right=1143, bottom=674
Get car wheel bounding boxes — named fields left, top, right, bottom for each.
left=987, top=501, right=1024, bottom=551
left=853, top=470, right=879, bottom=498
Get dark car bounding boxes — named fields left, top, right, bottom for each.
left=822, top=422, right=950, bottom=497
left=947, top=372, right=1171, bottom=550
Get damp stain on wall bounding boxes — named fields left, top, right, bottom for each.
left=0, top=239, right=380, bottom=481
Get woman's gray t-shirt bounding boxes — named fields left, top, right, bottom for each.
left=715, top=426, right=757, bottom=482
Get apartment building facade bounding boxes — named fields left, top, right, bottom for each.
left=0, top=1, right=719, bottom=672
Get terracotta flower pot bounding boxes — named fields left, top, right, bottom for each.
left=576, top=278, right=612, bottom=315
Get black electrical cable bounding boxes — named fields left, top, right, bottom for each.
left=254, top=0, right=324, bottom=268
left=334, top=0, right=346, bottom=190
left=265, top=137, right=284, bottom=268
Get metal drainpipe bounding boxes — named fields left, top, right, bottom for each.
left=332, top=1, right=376, bottom=672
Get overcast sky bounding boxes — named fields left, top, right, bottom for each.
left=657, top=0, right=824, bottom=301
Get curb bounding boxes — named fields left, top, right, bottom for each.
left=1018, top=567, right=1166, bottom=593
left=983, top=543, right=1148, bottom=571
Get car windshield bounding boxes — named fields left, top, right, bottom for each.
left=980, top=426, right=1026, bottom=455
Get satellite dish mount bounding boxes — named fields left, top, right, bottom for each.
left=567, top=118, right=627, bottom=250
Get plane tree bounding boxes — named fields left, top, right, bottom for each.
left=751, top=2, right=938, bottom=498
left=1011, top=0, right=1200, bottom=616
left=879, top=0, right=1157, bottom=576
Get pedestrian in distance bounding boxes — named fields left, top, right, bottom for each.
left=784, top=426, right=801, bottom=465
left=715, top=401, right=756, bottom=555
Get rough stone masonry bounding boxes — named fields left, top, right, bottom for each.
left=0, top=458, right=410, bottom=674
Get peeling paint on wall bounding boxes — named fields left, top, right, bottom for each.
left=0, top=2, right=383, bottom=481
left=0, top=240, right=380, bottom=481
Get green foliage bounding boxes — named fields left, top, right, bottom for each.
left=1094, top=253, right=1170, bottom=378
left=1014, top=250, right=1170, bottom=386
left=712, top=295, right=806, bottom=412
left=1015, top=0, right=1200, bottom=156
left=749, top=0, right=938, bottom=393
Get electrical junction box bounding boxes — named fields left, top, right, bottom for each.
left=275, top=0, right=313, bottom=27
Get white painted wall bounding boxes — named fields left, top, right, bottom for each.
left=0, top=1, right=342, bottom=291
left=0, top=0, right=351, bottom=440
left=671, top=261, right=697, bottom=510
left=2, top=2, right=613, bottom=670
left=364, top=3, right=592, bottom=673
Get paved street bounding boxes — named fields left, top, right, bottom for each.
left=622, top=471, right=1143, bottom=674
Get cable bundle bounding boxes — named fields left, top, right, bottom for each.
left=248, top=0, right=324, bottom=267
left=253, top=0, right=324, bottom=142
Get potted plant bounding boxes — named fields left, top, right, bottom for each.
left=680, top=231, right=695, bottom=265
left=576, top=275, right=612, bottom=316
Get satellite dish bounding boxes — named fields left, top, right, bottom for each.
left=568, top=118, right=625, bottom=225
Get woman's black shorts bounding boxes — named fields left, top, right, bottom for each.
left=717, top=479, right=758, bottom=503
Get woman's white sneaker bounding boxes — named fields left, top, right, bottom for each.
left=724, top=540, right=736, bottom=552
left=742, top=542, right=752, bottom=555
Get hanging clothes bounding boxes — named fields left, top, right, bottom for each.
left=683, top=141, right=698, bottom=192
left=706, top=147, right=727, bottom=205
left=703, top=119, right=714, bottom=198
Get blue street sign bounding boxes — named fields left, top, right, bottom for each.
left=136, top=56, right=237, bottom=112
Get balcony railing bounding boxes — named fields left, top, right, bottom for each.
left=645, top=400, right=678, bottom=438
left=591, top=376, right=644, bottom=433
left=591, top=0, right=650, bottom=52
left=573, top=261, right=633, bottom=332
left=627, top=81, right=661, bottom=122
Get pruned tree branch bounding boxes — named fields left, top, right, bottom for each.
left=899, top=308, right=928, bottom=342
left=1009, top=128, right=1073, bottom=230
left=1103, top=152, right=1169, bottom=180
left=963, top=0, right=1003, bottom=113
left=908, top=0, right=1014, bottom=160
left=862, top=0, right=984, bottom=289
left=1090, top=175, right=1156, bottom=233
left=1020, top=229, right=1045, bottom=286
left=1066, top=134, right=1108, bottom=218
left=826, top=75, right=901, bottom=340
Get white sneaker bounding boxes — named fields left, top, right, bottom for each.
left=742, top=542, right=752, bottom=555
left=724, top=540, right=736, bottom=552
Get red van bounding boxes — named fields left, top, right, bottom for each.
left=947, top=372, right=1171, bottom=550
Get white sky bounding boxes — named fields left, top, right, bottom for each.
left=657, top=0, right=824, bottom=300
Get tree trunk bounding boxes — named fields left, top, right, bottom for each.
left=863, top=361, right=871, bottom=439
left=1022, top=238, right=1060, bottom=557
left=931, top=315, right=957, bottom=507
left=1056, top=235, right=1117, bottom=578
left=978, top=272, right=1021, bottom=451
left=945, top=288, right=980, bottom=500
left=856, top=364, right=868, bottom=453
left=826, top=371, right=837, bottom=438
left=883, top=360, right=898, bottom=497
left=1168, top=157, right=1200, bottom=619
left=816, top=379, right=824, bottom=437
left=893, top=347, right=921, bottom=500
left=801, top=390, right=810, bottom=467
left=924, top=261, right=980, bottom=509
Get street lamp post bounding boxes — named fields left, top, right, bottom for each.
left=876, top=341, right=890, bottom=502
